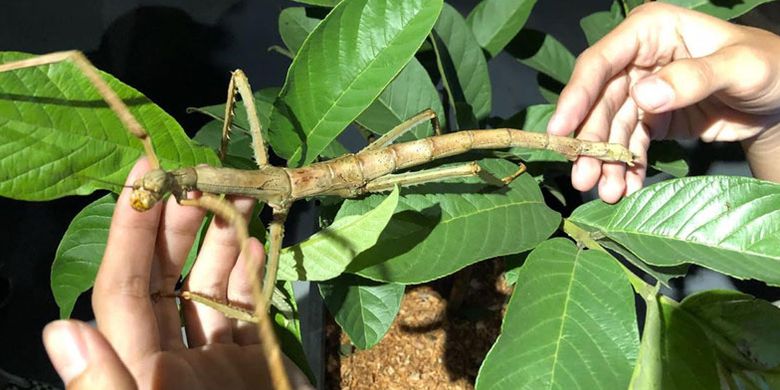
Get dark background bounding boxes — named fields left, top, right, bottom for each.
left=0, top=0, right=778, bottom=387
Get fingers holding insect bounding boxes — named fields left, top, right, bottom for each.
left=598, top=98, right=638, bottom=203
left=93, top=157, right=163, bottom=362
left=149, top=192, right=207, bottom=351
left=227, top=237, right=265, bottom=345
left=182, top=196, right=256, bottom=347
left=571, top=73, right=630, bottom=193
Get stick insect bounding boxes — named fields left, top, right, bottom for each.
left=0, top=51, right=635, bottom=389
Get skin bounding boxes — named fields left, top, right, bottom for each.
left=549, top=2, right=780, bottom=203
left=42, top=158, right=311, bottom=389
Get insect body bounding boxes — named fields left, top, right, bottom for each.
left=0, top=51, right=636, bottom=390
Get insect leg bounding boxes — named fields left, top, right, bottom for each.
left=263, top=206, right=290, bottom=305
left=231, top=69, right=269, bottom=167
left=362, top=162, right=481, bottom=193
left=360, top=108, right=439, bottom=152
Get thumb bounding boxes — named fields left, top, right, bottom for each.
left=43, top=320, right=136, bottom=390
left=632, top=49, right=734, bottom=113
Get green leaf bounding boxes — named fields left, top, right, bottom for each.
left=276, top=7, right=445, bottom=141
left=0, top=52, right=218, bottom=201
left=355, top=59, right=444, bottom=141
left=429, top=30, right=478, bottom=130
left=565, top=202, right=689, bottom=288
left=660, top=0, right=775, bottom=20
left=580, top=2, right=624, bottom=46
left=318, top=138, right=350, bottom=159
left=319, top=274, right=404, bottom=349
left=51, top=194, right=115, bottom=318
left=279, top=7, right=323, bottom=54
left=433, top=3, right=492, bottom=121
left=269, top=0, right=444, bottom=166
left=505, top=30, right=574, bottom=103
left=340, top=159, right=560, bottom=283
left=647, top=140, right=689, bottom=178
left=466, top=0, right=538, bottom=57
left=682, top=290, right=780, bottom=372
left=506, top=29, right=575, bottom=85
left=630, top=294, right=721, bottom=389
left=476, top=238, right=638, bottom=389
left=570, top=176, right=780, bottom=286
left=500, top=104, right=568, bottom=162
left=276, top=187, right=399, bottom=281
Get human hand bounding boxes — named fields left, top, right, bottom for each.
left=548, top=2, right=780, bottom=203
left=42, top=158, right=311, bottom=389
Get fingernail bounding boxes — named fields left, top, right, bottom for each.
left=43, top=321, right=88, bottom=384
left=633, top=77, right=674, bottom=110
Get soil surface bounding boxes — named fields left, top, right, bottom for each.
left=325, top=260, right=513, bottom=389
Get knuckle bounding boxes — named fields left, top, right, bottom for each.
left=94, top=275, right=150, bottom=304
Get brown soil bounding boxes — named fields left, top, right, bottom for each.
left=325, top=260, right=513, bottom=389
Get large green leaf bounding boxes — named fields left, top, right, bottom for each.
left=580, top=2, right=624, bottom=46
left=51, top=194, right=115, bottom=318
left=355, top=59, right=444, bottom=141
left=276, top=187, right=399, bottom=281
left=340, top=159, right=560, bottom=283
left=277, top=7, right=443, bottom=140
left=466, top=0, right=538, bottom=57
left=269, top=0, right=443, bottom=166
left=569, top=176, right=780, bottom=286
left=433, top=3, right=492, bottom=121
left=661, top=0, right=775, bottom=20
left=476, top=238, right=638, bottom=389
left=319, top=274, right=404, bottom=349
left=0, top=52, right=219, bottom=200
left=278, top=7, right=323, bottom=54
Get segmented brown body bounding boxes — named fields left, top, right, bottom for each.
left=184, top=128, right=634, bottom=207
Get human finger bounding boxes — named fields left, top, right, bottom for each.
left=183, top=197, right=256, bottom=347
left=625, top=120, right=652, bottom=196
left=548, top=14, right=643, bottom=136
left=44, top=320, right=136, bottom=390
left=598, top=97, right=637, bottom=203
left=150, top=194, right=207, bottom=351
left=227, top=237, right=265, bottom=345
left=93, top=158, right=162, bottom=362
